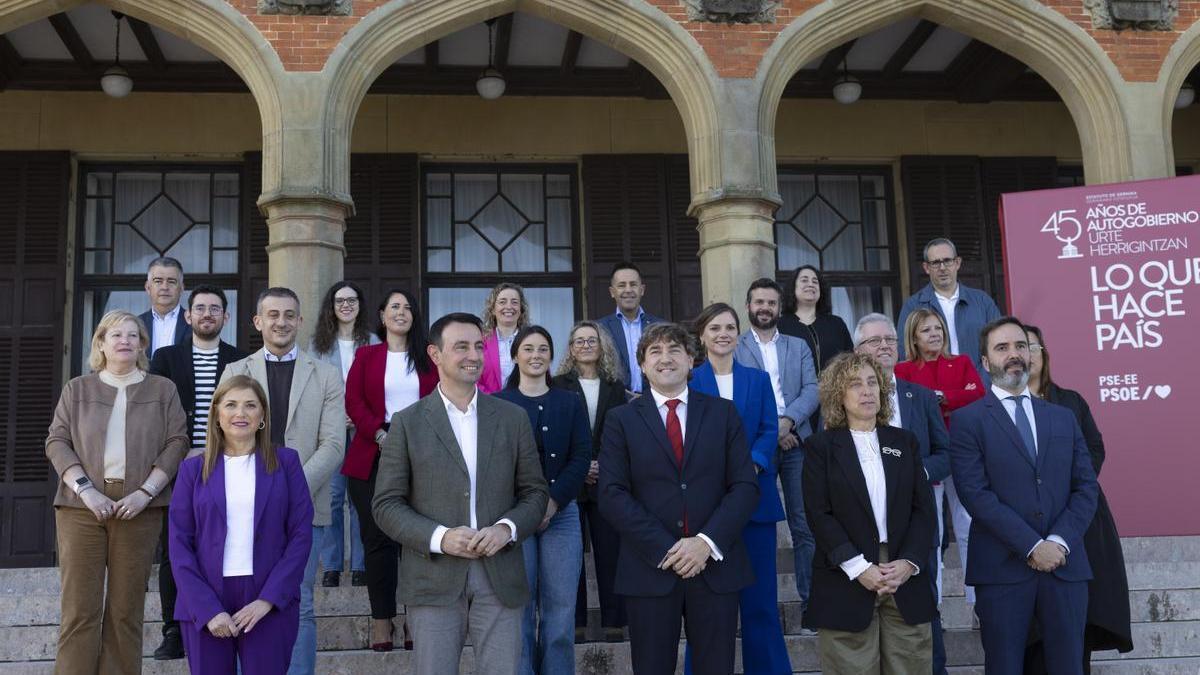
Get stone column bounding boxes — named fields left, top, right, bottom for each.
left=261, top=196, right=351, bottom=348
left=1115, top=81, right=1175, bottom=181
left=694, top=198, right=778, bottom=325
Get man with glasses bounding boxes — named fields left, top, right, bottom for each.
left=897, top=238, right=1002, bottom=381
left=148, top=285, right=246, bottom=660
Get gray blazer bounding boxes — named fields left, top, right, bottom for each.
left=371, top=390, right=549, bottom=609
left=221, top=348, right=346, bottom=527
left=734, top=330, right=819, bottom=439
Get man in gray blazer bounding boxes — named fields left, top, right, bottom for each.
left=733, top=278, right=819, bottom=625
left=372, top=312, right=548, bottom=675
left=220, top=287, right=345, bottom=675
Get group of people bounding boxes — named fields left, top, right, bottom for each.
left=45, top=238, right=1132, bottom=675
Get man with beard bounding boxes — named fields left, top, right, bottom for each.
left=148, top=285, right=247, bottom=659
left=733, top=278, right=819, bottom=626
left=948, top=317, right=1098, bottom=675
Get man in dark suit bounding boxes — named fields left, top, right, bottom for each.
left=148, top=285, right=246, bottom=660
left=854, top=312, right=952, bottom=674
left=139, top=256, right=190, bottom=357
left=949, top=317, right=1098, bottom=675
left=599, top=322, right=759, bottom=674
left=595, top=261, right=662, bottom=395
left=372, top=313, right=548, bottom=675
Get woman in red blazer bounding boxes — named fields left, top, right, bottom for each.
left=343, top=288, right=439, bottom=651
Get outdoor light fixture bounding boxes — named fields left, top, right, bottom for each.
left=475, top=18, right=506, bottom=100
left=101, top=11, right=132, bottom=98
left=832, top=57, right=861, bottom=105
left=1176, top=83, right=1196, bottom=110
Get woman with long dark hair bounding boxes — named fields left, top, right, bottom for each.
left=343, top=289, right=440, bottom=651
left=309, top=281, right=376, bottom=588
left=779, top=265, right=853, bottom=432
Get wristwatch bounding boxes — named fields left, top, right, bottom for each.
left=73, top=476, right=93, bottom=495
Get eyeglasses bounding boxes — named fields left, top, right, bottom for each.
left=1028, top=344, right=1044, bottom=353
left=925, top=258, right=958, bottom=269
left=857, top=336, right=898, bottom=348
left=571, top=337, right=599, bottom=347
left=190, top=305, right=224, bottom=316
left=333, top=297, right=359, bottom=307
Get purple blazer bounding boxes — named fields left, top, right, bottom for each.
left=169, top=447, right=314, bottom=629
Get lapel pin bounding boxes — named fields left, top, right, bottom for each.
left=905, top=392, right=913, bottom=398
left=882, top=446, right=902, bottom=457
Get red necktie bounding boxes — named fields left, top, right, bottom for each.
left=665, top=399, right=687, bottom=535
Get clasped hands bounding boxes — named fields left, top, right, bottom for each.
left=1027, top=540, right=1067, bottom=573
left=441, top=523, right=513, bottom=559
left=658, top=537, right=711, bottom=579
left=79, top=486, right=151, bottom=522
left=206, top=599, right=274, bottom=638
left=857, top=560, right=917, bottom=596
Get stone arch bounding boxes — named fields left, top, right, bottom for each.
left=321, top=0, right=724, bottom=206
left=756, top=0, right=1132, bottom=194
left=1159, top=18, right=1200, bottom=171
left=0, top=0, right=286, bottom=193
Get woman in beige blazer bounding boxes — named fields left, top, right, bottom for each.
left=45, top=309, right=188, bottom=674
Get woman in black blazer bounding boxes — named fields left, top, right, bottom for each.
left=802, top=352, right=937, bottom=673
left=552, top=320, right=628, bottom=643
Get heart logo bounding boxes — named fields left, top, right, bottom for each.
left=1155, top=385, right=1172, bottom=399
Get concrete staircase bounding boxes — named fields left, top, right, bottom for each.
left=0, top=532, right=1197, bottom=673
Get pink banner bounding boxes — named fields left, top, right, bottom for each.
left=1000, top=174, right=1200, bottom=537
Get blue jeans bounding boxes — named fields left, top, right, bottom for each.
left=520, top=501, right=582, bottom=675
left=320, top=473, right=364, bottom=573
left=287, top=525, right=323, bottom=675
left=777, top=443, right=815, bottom=605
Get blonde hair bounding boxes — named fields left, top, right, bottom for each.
left=903, top=308, right=950, bottom=362
left=819, top=352, right=894, bottom=429
left=202, top=375, right=277, bottom=482
left=481, top=282, right=530, bottom=333
left=88, top=310, right=149, bottom=373
left=556, top=321, right=622, bottom=382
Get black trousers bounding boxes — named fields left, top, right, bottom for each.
left=158, top=500, right=179, bottom=633
left=347, top=459, right=401, bottom=620
left=575, top=499, right=626, bottom=629
left=624, top=578, right=738, bottom=675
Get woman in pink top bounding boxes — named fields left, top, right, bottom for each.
left=478, top=282, right=530, bottom=394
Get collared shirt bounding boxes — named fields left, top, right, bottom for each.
left=151, top=305, right=182, bottom=355
left=935, top=286, right=960, bottom=355
left=648, top=387, right=723, bottom=561
left=429, top=385, right=517, bottom=553
left=839, top=428, right=921, bottom=580
left=752, top=329, right=787, bottom=416
left=262, top=344, right=298, bottom=362
left=889, top=374, right=903, bottom=429
left=496, top=328, right=518, bottom=387
left=618, top=308, right=646, bottom=393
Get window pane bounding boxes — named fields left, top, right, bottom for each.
left=165, top=173, right=211, bottom=221
left=829, top=285, right=895, bottom=328
left=797, top=198, right=847, bottom=249
left=214, top=173, right=239, bottom=197
left=427, top=248, right=451, bottom=272
left=548, top=248, right=572, bottom=272
left=213, top=249, right=238, bottom=274
left=426, top=172, right=451, bottom=197
left=500, top=174, right=544, bottom=221
left=775, top=223, right=819, bottom=271
left=213, top=197, right=239, bottom=248
left=861, top=175, right=885, bottom=199
left=474, top=197, right=528, bottom=249
left=523, top=287, right=576, bottom=373
left=546, top=174, right=571, bottom=197
left=863, top=201, right=889, bottom=246
left=87, top=173, right=112, bottom=197
left=166, top=224, right=211, bottom=273
left=427, top=287, right=490, bottom=329
left=501, top=224, right=544, bottom=272
left=454, top=224, right=498, bottom=272
left=823, top=223, right=864, bottom=271
left=866, top=249, right=891, bottom=272
left=133, top=197, right=193, bottom=252
left=818, top=175, right=861, bottom=221
left=778, top=174, right=816, bottom=222
left=115, top=172, right=162, bottom=221
left=547, top=199, right=571, bottom=247
left=454, top=173, right=497, bottom=218
left=113, top=224, right=159, bottom=274
left=85, top=198, right=112, bottom=248
left=426, top=198, right=452, bottom=246
left=84, top=251, right=110, bottom=274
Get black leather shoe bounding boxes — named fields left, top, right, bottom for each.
left=351, top=571, right=367, bottom=587
left=153, top=627, right=184, bottom=660
left=321, top=571, right=341, bottom=587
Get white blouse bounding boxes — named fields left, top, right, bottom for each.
left=222, top=453, right=256, bottom=577
left=385, top=351, right=421, bottom=420
left=715, top=373, right=734, bottom=401
left=578, top=377, right=601, bottom=430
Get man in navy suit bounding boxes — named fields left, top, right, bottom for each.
left=599, top=322, right=759, bottom=674
left=595, top=261, right=662, bottom=395
left=854, top=312, right=952, bottom=674
left=949, top=317, right=1098, bottom=675
left=139, top=256, right=190, bottom=357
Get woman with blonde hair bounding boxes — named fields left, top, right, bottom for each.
left=169, top=374, right=314, bottom=674
left=478, top=282, right=531, bottom=393
left=45, top=310, right=189, bottom=674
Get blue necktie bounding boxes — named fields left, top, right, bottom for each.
left=1007, top=395, right=1037, bottom=462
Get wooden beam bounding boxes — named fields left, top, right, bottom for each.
left=951, top=41, right=1030, bottom=103
left=784, top=68, right=1057, bottom=102
left=10, top=60, right=245, bottom=93
left=561, top=30, right=583, bottom=75
left=817, top=39, right=856, bottom=84
left=126, top=17, right=166, bottom=72
left=48, top=13, right=94, bottom=73
left=882, top=20, right=938, bottom=79
left=424, top=41, right=439, bottom=70
left=493, top=14, right=513, bottom=71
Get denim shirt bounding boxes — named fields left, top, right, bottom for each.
left=897, top=282, right=1002, bottom=381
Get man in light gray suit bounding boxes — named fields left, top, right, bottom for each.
left=220, top=287, right=345, bottom=675
left=372, top=312, right=548, bottom=675
left=733, top=278, right=819, bottom=627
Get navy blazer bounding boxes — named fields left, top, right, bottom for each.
left=139, top=308, right=190, bottom=356
left=149, top=337, right=247, bottom=430
left=598, top=388, right=759, bottom=597
left=690, top=361, right=784, bottom=523
left=949, top=392, right=1098, bottom=586
left=596, top=310, right=662, bottom=391
left=895, top=378, right=952, bottom=483
left=169, top=447, right=314, bottom=629
left=493, top=387, right=591, bottom=508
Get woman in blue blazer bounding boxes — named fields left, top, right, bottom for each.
left=169, top=374, right=314, bottom=675
left=684, top=303, right=791, bottom=675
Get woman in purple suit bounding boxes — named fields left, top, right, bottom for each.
left=169, top=374, right=314, bottom=674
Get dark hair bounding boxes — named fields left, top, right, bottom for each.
left=782, top=264, right=832, bottom=315
left=1023, top=324, right=1054, bottom=394
left=256, top=287, right=300, bottom=315
left=429, top=312, right=484, bottom=349
left=610, top=261, right=642, bottom=282
left=376, top=288, right=433, bottom=374
left=978, top=316, right=1028, bottom=361
left=312, top=281, right=371, bottom=355
left=745, top=277, right=784, bottom=305
left=147, top=256, right=183, bottom=273
left=636, top=322, right=697, bottom=366
left=187, top=285, right=228, bottom=312
left=692, top=302, right=740, bottom=360
left=503, top=325, right=555, bottom=390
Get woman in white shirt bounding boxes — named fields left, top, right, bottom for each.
left=801, top=352, right=937, bottom=674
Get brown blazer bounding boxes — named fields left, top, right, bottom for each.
left=45, top=372, right=189, bottom=509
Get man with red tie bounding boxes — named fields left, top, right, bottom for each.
left=598, top=323, right=760, bottom=674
